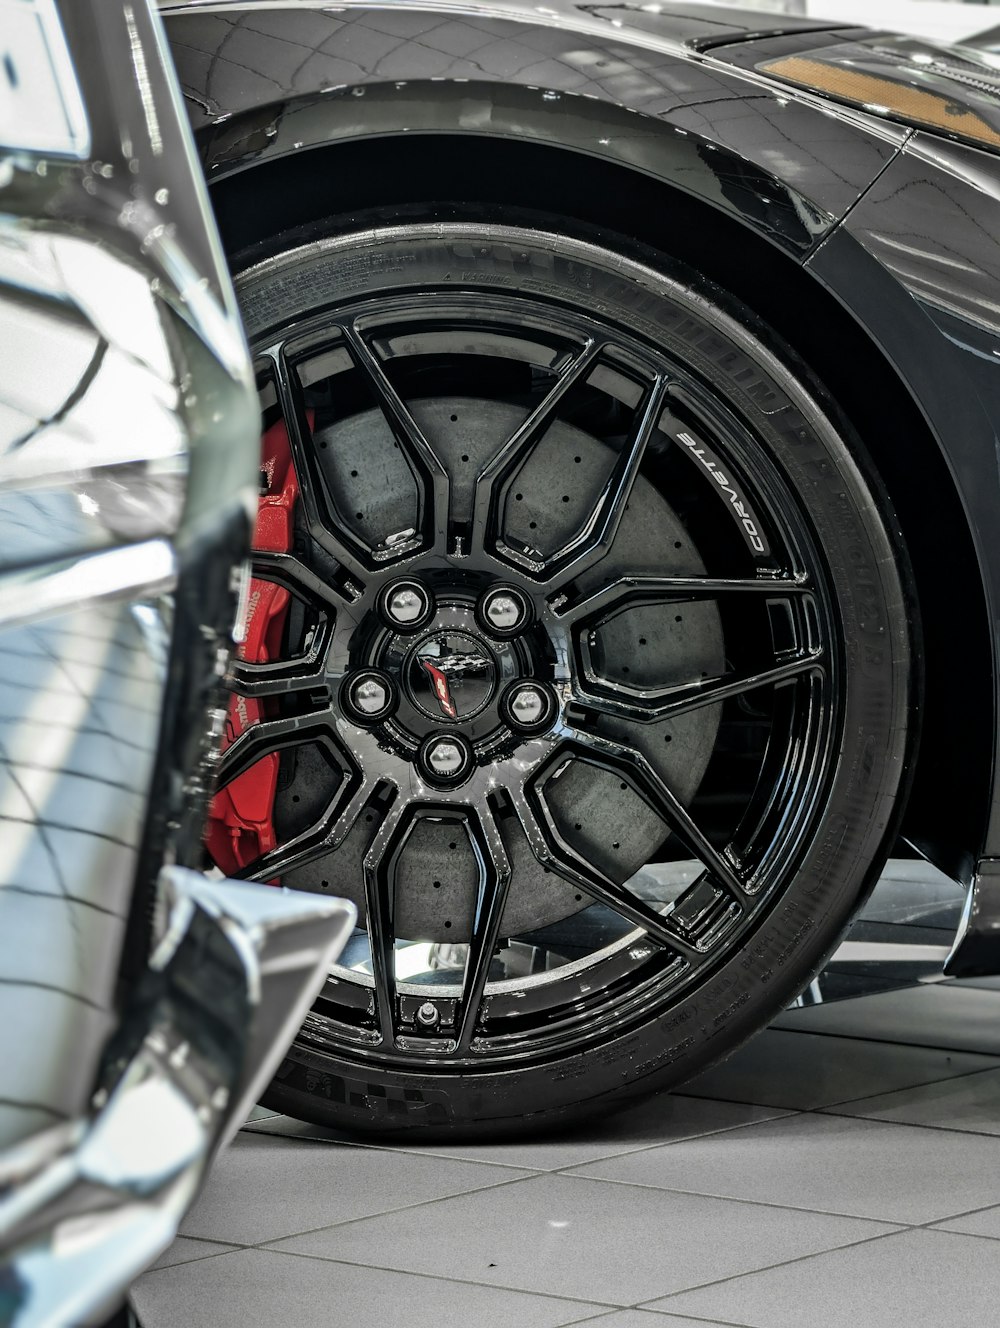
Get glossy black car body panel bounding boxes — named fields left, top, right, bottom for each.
left=160, top=0, right=1000, bottom=892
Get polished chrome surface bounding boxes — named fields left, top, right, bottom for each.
left=424, top=737, right=468, bottom=779
left=482, top=588, right=527, bottom=634
left=0, top=1, right=265, bottom=1321
left=385, top=582, right=431, bottom=627
left=507, top=682, right=550, bottom=730
left=351, top=674, right=391, bottom=716
left=0, top=866, right=355, bottom=1328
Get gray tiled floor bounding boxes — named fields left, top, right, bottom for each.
left=132, top=902, right=1000, bottom=1326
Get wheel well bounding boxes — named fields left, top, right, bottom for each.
left=210, top=132, right=993, bottom=881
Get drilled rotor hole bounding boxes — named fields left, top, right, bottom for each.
left=561, top=495, right=569, bottom=502
left=449, top=841, right=458, bottom=850
left=612, top=841, right=620, bottom=849
left=639, top=637, right=647, bottom=645
left=433, top=880, right=441, bottom=889
left=675, top=615, right=683, bottom=623
left=619, top=782, right=627, bottom=790
left=515, top=493, right=523, bottom=501
left=292, top=795, right=300, bottom=803
left=461, top=453, right=469, bottom=462
left=321, top=879, right=329, bottom=889
left=622, top=666, right=630, bottom=675
left=356, top=511, right=364, bottom=520
left=574, top=822, right=582, bottom=830
left=674, top=540, right=682, bottom=549
left=350, top=469, right=358, bottom=477
left=664, top=734, right=673, bottom=743
left=450, top=414, right=458, bottom=422
left=574, top=893, right=583, bottom=901
left=444, top=920, right=452, bottom=929
left=365, top=814, right=373, bottom=823
left=529, top=521, right=537, bottom=529
left=320, top=440, right=328, bottom=450
left=574, top=456, right=581, bottom=463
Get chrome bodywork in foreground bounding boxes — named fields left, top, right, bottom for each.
left=0, top=868, right=355, bottom=1328
left=0, top=2, right=357, bottom=1321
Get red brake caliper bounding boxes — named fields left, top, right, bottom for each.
left=206, top=415, right=305, bottom=877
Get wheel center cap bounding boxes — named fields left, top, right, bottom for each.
left=408, top=631, right=497, bottom=722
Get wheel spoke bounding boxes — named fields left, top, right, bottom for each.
left=558, top=727, right=750, bottom=903
left=251, top=550, right=349, bottom=612
left=547, top=373, right=670, bottom=583
left=214, top=711, right=334, bottom=786
left=456, top=802, right=513, bottom=1052
left=574, top=649, right=824, bottom=725
left=362, top=791, right=408, bottom=1048
left=263, top=350, right=373, bottom=584
left=552, top=573, right=812, bottom=624
left=471, top=338, right=604, bottom=555
left=508, top=784, right=698, bottom=958
left=343, top=324, right=449, bottom=555
left=234, top=830, right=338, bottom=884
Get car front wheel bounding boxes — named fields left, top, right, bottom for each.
left=208, top=216, right=914, bottom=1136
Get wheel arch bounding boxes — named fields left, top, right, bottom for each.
left=208, top=129, right=994, bottom=884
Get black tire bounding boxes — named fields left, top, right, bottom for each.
left=225, top=216, right=914, bottom=1138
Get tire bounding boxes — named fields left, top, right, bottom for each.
left=217, top=215, right=914, bottom=1138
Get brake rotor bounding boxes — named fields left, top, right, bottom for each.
left=275, top=396, right=724, bottom=941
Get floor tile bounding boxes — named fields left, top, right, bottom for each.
left=243, top=1094, right=791, bottom=1170
left=852, top=858, right=963, bottom=924
left=648, top=1228, right=1000, bottom=1328
left=246, top=1104, right=280, bottom=1123
left=933, top=1205, right=1000, bottom=1240
left=268, top=1173, right=895, bottom=1304
left=828, top=1065, right=1000, bottom=1134
left=954, top=976, right=1000, bottom=992
left=132, top=1247, right=606, bottom=1328
left=147, top=1237, right=237, bottom=1271
left=179, top=1134, right=530, bottom=1245
left=571, top=1111, right=1000, bottom=1224
left=772, top=983, right=1000, bottom=1054
left=680, top=1027, right=996, bottom=1110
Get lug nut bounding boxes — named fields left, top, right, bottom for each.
left=501, top=681, right=555, bottom=733
left=416, top=1001, right=440, bottom=1028
left=382, top=580, right=433, bottom=631
left=342, top=669, right=396, bottom=724
left=478, top=584, right=531, bottom=637
left=418, top=733, right=473, bottom=785
left=354, top=677, right=389, bottom=714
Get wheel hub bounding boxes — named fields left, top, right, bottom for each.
left=408, top=629, right=498, bottom=723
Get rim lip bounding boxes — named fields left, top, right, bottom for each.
left=236, top=262, right=844, bottom=1071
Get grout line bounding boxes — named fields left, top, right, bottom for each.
left=767, top=1019, right=1000, bottom=1061
left=543, top=1108, right=802, bottom=1175
left=683, top=1050, right=1000, bottom=1114
left=553, top=1170, right=913, bottom=1226
left=138, top=1247, right=243, bottom=1279
left=241, top=1103, right=797, bottom=1175
left=642, top=1225, right=907, bottom=1305
left=250, top=1247, right=621, bottom=1311
left=229, top=1168, right=551, bottom=1248
left=239, top=1125, right=550, bottom=1171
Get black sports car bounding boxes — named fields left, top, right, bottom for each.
left=158, top=0, right=1000, bottom=1136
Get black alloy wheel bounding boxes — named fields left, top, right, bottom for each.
left=215, top=217, right=914, bottom=1136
